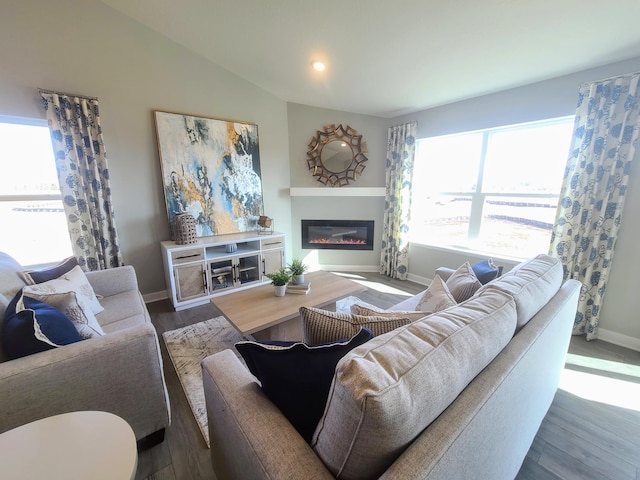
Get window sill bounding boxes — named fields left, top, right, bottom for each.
left=408, top=241, right=527, bottom=266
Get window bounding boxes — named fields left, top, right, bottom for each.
left=0, top=117, right=72, bottom=266
left=410, top=116, right=574, bottom=259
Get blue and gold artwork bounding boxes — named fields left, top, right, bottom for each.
left=155, top=111, right=263, bottom=237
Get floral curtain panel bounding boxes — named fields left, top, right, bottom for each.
left=380, top=122, right=417, bottom=280
left=549, top=72, right=640, bottom=340
left=40, top=91, right=124, bottom=270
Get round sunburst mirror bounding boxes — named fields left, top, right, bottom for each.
left=306, top=124, right=368, bottom=187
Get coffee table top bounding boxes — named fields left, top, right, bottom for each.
left=212, top=270, right=366, bottom=335
left=0, top=411, right=137, bottom=480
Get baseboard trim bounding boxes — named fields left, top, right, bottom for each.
left=319, top=265, right=380, bottom=273
left=597, top=328, right=640, bottom=352
left=407, top=273, right=431, bottom=286
left=143, top=290, right=168, bottom=304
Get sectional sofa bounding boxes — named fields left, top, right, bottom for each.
left=202, top=254, right=580, bottom=479
left=0, top=252, right=170, bottom=447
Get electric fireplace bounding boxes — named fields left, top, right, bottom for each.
left=301, top=220, right=374, bottom=250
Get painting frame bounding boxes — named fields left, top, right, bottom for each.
left=154, top=110, right=264, bottom=238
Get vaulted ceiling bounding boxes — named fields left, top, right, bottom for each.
left=100, top=0, right=640, bottom=117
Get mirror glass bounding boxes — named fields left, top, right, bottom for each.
left=321, top=140, right=353, bottom=173
left=306, top=124, right=368, bottom=187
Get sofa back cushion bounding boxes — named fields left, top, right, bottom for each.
left=477, top=253, right=563, bottom=331
left=312, top=289, right=517, bottom=480
left=0, top=253, right=26, bottom=316
left=0, top=252, right=28, bottom=362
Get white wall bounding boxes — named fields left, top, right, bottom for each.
left=287, top=103, right=387, bottom=268
left=392, top=57, right=640, bottom=349
left=0, top=0, right=292, bottom=296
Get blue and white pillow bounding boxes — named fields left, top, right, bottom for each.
left=22, top=265, right=104, bottom=315
left=22, top=256, right=79, bottom=285
left=1, top=293, right=83, bottom=360
left=472, top=259, right=503, bottom=284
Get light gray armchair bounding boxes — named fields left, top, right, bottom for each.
left=0, top=252, right=170, bottom=447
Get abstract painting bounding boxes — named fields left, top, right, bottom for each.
left=154, top=111, right=263, bottom=237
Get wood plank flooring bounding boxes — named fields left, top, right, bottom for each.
left=137, top=272, right=640, bottom=480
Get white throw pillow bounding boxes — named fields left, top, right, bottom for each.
left=22, top=265, right=103, bottom=315
left=445, top=262, right=482, bottom=303
left=416, top=275, right=457, bottom=313
left=17, top=291, right=104, bottom=339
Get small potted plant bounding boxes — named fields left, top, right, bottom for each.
left=287, top=258, right=308, bottom=285
left=266, top=268, right=291, bottom=297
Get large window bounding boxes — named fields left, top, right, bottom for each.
left=0, top=117, right=72, bottom=266
left=410, top=116, right=574, bottom=259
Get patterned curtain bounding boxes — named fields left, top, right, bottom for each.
left=40, top=91, right=124, bottom=270
left=380, top=122, right=417, bottom=280
left=549, top=72, right=640, bottom=340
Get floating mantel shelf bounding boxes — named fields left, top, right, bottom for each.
left=289, top=187, right=386, bottom=197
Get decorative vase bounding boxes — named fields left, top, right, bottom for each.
left=173, top=213, right=198, bottom=245
left=292, top=274, right=305, bottom=285
left=274, top=285, right=286, bottom=297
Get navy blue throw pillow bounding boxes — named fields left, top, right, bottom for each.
left=1, top=293, right=83, bottom=360
left=472, top=259, right=503, bottom=284
left=23, top=256, right=79, bottom=284
left=235, top=327, right=373, bottom=443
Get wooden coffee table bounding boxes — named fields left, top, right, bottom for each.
left=212, top=270, right=366, bottom=341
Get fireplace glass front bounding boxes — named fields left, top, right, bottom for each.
left=301, top=220, right=374, bottom=250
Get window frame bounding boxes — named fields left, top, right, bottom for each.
left=410, top=115, right=574, bottom=259
left=0, top=115, right=71, bottom=267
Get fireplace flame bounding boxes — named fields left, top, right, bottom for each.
left=309, top=238, right=367, bottom=245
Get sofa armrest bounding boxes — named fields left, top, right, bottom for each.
left=0, top=322, right=170, bottom=441
left=85, top=265, right=139, bottom=298
left=202, top=350, right=334, bottom=480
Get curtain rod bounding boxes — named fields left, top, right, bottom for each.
left=581, top=70, right=640, bottom=87
left=38, top=88, right=98, bottom=101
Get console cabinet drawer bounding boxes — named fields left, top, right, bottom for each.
left=171, top=248, right=205, bottom=264
left=260, top=238, right=284, bottom=250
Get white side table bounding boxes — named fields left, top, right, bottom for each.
left=0, top=411, right=137, bottom=480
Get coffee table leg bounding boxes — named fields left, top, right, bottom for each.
left=252, top=317, right=303, bottom=342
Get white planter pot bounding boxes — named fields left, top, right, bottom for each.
left=274, top=285, right=287, bottom=297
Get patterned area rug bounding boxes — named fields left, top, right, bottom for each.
left=162, top=295, right=373, bottom=447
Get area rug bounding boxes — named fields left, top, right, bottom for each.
left=162, top=295, right=374, bottom=447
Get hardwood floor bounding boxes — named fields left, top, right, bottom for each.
left=516, top=335, right=640, bottom=480
left=137, top=272, right=640, bottom=480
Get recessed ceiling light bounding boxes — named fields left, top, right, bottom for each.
left=312, top=61, right=326, bottom=72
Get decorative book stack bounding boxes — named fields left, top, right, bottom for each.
left=286, top=281, right=311, bottom=295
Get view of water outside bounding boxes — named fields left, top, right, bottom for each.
left=411, top=117, right=573, bottom=260
left=0, top=121, right=73, bottom=266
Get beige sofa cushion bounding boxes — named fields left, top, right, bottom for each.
left=477, top=253, right=563, bottom=330
left=0, top=253, right=28, bottom=362
left=300, top=307, right=412, bottom=345
left=350, top=304, right=427, bottom=322
left=97, top=290, right=150, bottom=333
left=445, top=261, right=482, bottom=302
left=312, top=289, right=517, bottom=479
left=0, top=253, right=27, bottom=317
